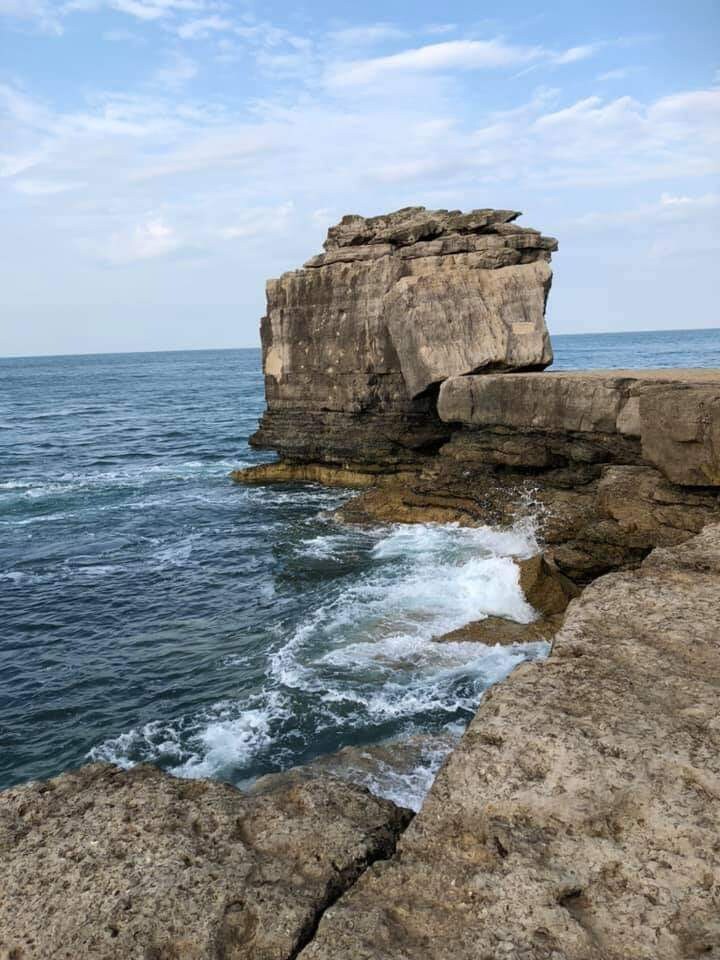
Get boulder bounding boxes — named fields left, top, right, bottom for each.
left=640, top=383, right=720, bottom=485
left=0, top=763, right=410, bottom=960
left=516, top=553, right=580, bottom=615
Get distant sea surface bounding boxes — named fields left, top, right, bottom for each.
left=1, top=327, right=718, bottom=801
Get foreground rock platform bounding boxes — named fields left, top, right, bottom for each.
left=251, top=206, right=557, bottom=466
left=298, top=524, right=720, bottom=960
left=0, top=764, right=411, bottom=959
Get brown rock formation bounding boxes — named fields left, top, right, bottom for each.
left=298, top=524, right=720, bottom=960
left=250, top=207, right=556, bottom=466
left=434, top=613, right=564, bottom=647
left=0, top=764, right=410, bottom=960
left=235, top=206, right=718, bottom=581
left=438, top=369, right=720, bottom=486
left=329, top=370, right=720, bottom=581
left=433, top=553, right=577, bottom=647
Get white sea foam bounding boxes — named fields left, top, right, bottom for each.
left=170, top=694, right=290, bottom=779
left=87, top=517, right=547, bottom=805
left=0, top=512, right=71, bottom=526
left=271, top=520, right=539, bottom=699
left=346, top=733, right=461, bottom=812
left=88, top=691, right=292, bottom=781
left=152, top=536, right=197, bottom=569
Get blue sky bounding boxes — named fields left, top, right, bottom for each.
left=1, top=0, right=718, bottom=356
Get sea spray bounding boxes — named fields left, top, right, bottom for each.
left=90, top=517, right=548, bottom=806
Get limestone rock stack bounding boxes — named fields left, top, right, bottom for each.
left=251, top=207, right=557, bottom=466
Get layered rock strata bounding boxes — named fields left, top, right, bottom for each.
left=0, top=763, right=410, bottom=960
left=298, top=524, right=720, bottom=960
left=332, top=370, right=720, bottom=580
left=250, top=207, right=556, bottom=466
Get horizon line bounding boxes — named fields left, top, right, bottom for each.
left=1, top=326, right=719, bottom=361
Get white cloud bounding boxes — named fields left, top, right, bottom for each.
left=326, top=39, right=544, bottom=87
left=13, top=178, right=83, bottom=195
left=0, top=0, right=214, bottom=31
left=152, top=53, right=198, bottom=88
left=175, top=14, right=231, bottom=39
left=597, top=66, right=640, bottom=81
left=326, top=37, right=605, bottom=88
left=219, top=201, right=295, bottom=239
left=0, top=0, right=62, bottom=32
left=64, top=0, right=209, bottom=21
left=552, top=43, right=601, bottom=64
left=327, top=23, right=408, bottom=46
left=574, top=192, right=720, bottom=227
left=103, top=217, right=181, bottom=263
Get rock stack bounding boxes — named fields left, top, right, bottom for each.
left=250, top=207, right=557, bottom=466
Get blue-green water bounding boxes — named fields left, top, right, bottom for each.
left=1, top=329, right=718, bottom=803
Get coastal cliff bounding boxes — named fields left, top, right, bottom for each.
left=2, top=527, right=718, bottom=958
left=300, top=525, right=720, bottom=960
left=2, top=208, right=718, bottom=959
left=235, top=207, right=720, bottom=582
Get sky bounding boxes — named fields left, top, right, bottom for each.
left=0, top=0, right=719, bottom=356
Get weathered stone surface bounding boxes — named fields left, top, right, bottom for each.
left=438, top=369, right=720, bottom=485
left=334, top=456, right=719, bottom=582
left=0, top=763, right=410, bottom=960
left=434, top=613, right=564, bottom=647
left=640, top=382, right=720, bottom=485
left=517, top=553, right=580, bottom=615
left=249, top=207, right=556, bottom=465
left=250, top=732, right=459, bottom=814
left=298, top=525, right=720, bottom=960
left=230, top=461, right=379, bottom=487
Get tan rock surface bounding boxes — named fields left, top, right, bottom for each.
left=250, top=207, right=556, bottom=466
left=299, top=524, right=720, bottom=960
left=516, top=553, right=580, bottom=615
left=0, top=764, right=411, bottom=960
left=434, top=613, right=564, bottom=647
left=438, top=369, right=720, bottom=486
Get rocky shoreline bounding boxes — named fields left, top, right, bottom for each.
left=2, top=209, right=718, bottom=958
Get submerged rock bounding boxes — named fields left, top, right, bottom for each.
left=298, top=524, right=720, bottom=960
left=435, top=613, right=564, bottom=647
left=250, top=206, right=556, bottom=467
left=250, top=731, right=460, bottom=813
left=0, top=763, right=410, bottom=960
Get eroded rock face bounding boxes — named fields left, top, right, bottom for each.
left=298, top=525, right=720, bottom=960
left=438, top=369, right=720, bottom=486
left=0, top=763, right=411, bottom=960
left=323, top=369, right=719, bottom=581
left=251, top=207, right=556, bottom=466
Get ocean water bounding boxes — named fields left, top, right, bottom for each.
left=1, top=328, right=718, bottom=805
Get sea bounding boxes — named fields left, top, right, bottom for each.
left=2, top=328, right=719, bottom=806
